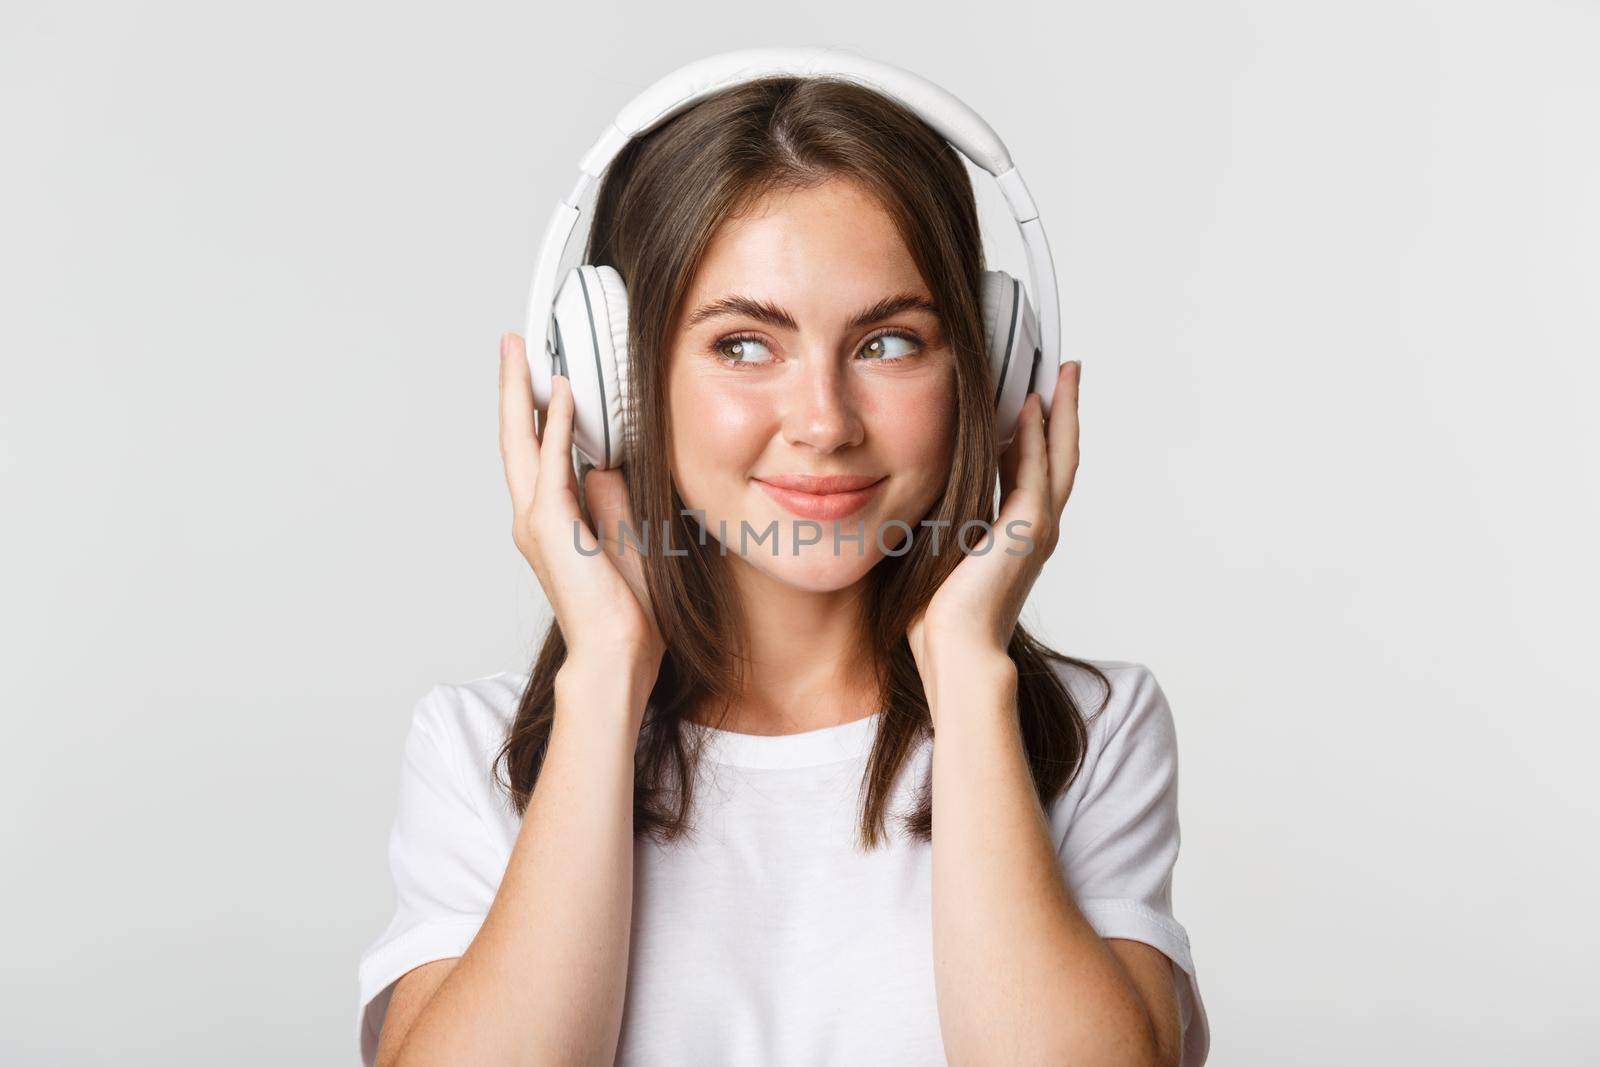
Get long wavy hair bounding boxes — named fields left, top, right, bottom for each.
left=494, top=74, right=1111, bottom=850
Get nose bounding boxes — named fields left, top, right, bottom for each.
left=780, top=345, right=865, bottom=454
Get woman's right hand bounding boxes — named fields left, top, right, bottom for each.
left=498, top=332, right=666, bottom=687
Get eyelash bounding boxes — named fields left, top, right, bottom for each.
left=708, top=329, right=925, bottom=370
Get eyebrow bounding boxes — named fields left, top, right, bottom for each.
left=683, top=292, right=940, bottom=332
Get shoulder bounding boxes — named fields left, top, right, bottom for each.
left=1043, top=657, right=1183, bottom=827
left=409, top=669, right=526, bottom=754
left=402, top=669, right=529, bottom=825
left=1049, top=656, right=1179, bottom=754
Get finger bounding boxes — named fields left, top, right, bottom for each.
left=498, top=332, right=540, bottom=512
left=536, top=373, right=578, bottom=507
left=994, top=395, right=1049, bottom=559
left=998, top=411, right=1023, bottom=504
left=1011, top=391, right=1050, bottom=505
left=1046, top=360, right=1081, bottom=514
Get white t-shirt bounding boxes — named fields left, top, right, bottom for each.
left=357, top=657, right=1210, bottom=1065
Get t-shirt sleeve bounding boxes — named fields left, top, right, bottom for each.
left=1054, top=663, right=1211, bottom=1066
left=356, top=686, right=506, bottom=1067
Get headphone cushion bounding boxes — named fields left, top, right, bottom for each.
left=978, top=269, right=1037, bottom=450
left=550, top=264, right=630, bottom=469
left=979, top=269, right=1019, bottom=386
left=591, top=265, right=631, bottom=462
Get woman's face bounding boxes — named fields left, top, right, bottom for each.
left=667, top=177, right=957, bottom=593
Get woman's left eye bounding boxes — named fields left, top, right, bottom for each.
left=859, top=331, right=922, bottom=361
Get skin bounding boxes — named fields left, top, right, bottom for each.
left=375, top=177, right=1185, bottom=1066
left=665, top=178, right=957, bottom=731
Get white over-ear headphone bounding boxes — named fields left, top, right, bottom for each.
left=524, top=47, right=1062, bottom=471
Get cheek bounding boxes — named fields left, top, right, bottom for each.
left=869, top=373, right=957, bottom=469
left=668, top=370, right=774, bottom=494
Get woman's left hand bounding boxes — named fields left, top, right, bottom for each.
left=906, top=360, right=1081, bottom=674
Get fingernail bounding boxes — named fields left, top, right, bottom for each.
left=499, top=333, right=512, bottom=361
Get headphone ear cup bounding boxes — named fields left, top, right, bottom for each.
left=980, top=270, right=1038, bottom=451
left=550, top=264, right=629, bottom=470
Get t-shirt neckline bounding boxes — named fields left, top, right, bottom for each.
left=684, top=710, right=883, bottom=769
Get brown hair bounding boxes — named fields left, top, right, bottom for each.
left=494, top=75, right=1111, bottom=849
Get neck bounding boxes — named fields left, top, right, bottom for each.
left=690, top=558, right=881, bottom=736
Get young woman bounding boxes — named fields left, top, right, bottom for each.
left=358, top=73, right=1209, bottom=1066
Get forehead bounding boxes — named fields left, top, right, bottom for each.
left=682, top=178, right=929, bottom=312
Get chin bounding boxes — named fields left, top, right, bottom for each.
left=738, top=544, right=882, bottom=593
left=705, top=509, right=890, bottom=592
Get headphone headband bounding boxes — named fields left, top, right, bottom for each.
left=524, top=47, right=1060, bottom=416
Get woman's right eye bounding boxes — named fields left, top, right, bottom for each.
left=710, top=335, right=774, bottom=368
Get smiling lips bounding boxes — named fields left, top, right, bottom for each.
left=753, top=473, right=887, bottom=521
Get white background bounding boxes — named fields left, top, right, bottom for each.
left=3, top=1, right=1596, bottom=1063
